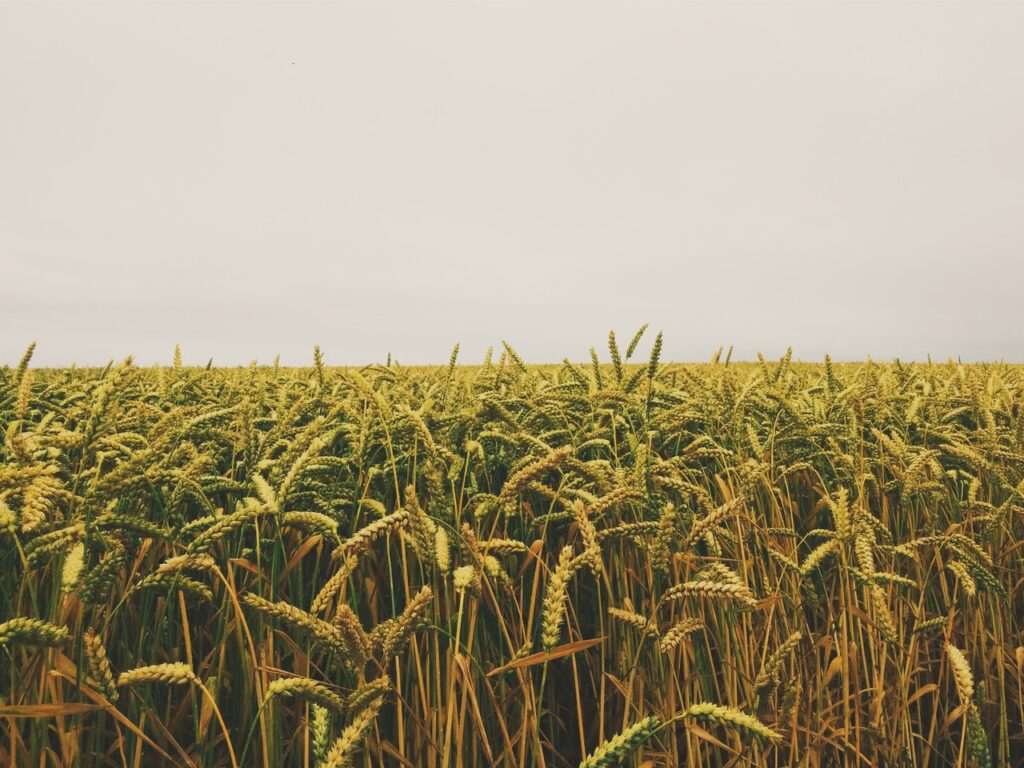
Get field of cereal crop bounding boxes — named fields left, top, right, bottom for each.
left=2, top=332, right=1022, bottom=766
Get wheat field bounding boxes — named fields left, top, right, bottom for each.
left=1, top=332, right=1022, bottom=767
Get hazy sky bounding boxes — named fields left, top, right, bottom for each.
left=2, top=2, right=1023, bottom=367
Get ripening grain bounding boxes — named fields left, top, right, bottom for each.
left=0, top=335, right=1020, bottom=766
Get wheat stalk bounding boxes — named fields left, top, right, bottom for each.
left=681, top=702, right=782, bottom=743
left=266, top=677, right=345, bottom=712
left=322, top=697, right=383, bottom=768
left=662, top=579, right=758, bottom=607
left=0, top=618, right=69, bottom=647
left=83, top=628, right=118, bottom=702
left=117, top=662, right=197, bottom=687
left=579, top=715, right=661, bottom=768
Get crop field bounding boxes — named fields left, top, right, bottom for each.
left=1, top=332, right=1022, bottom=767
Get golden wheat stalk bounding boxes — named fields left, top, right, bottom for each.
left=681, top=702, right=782, bottom=743
left=131, top=572, right=215, bottom=602
left=452, top=565, right=479, bottom=594
left=311, top=704, right=332, bottom=765
left=946, top=643, right=974, bottom=707
left=799, top=540, right=838, bottom=576
left=332, top=603, right=370, bottom=667
left=344, top=676, right=391, bottom=713
left=380, top=586, right=433, bottom=658
left=434, top=525, right=451, bottom=572
left=187, top=504, right=264, bottom=554
left=662, top=579, right=758, bottom=607
left=242, top=593, right=348, bottom=656
left=478, top=538, right=530, bottom=555
left=659, top=618, right=704, bottom=653
left=578, top=715, right=660, bottom=768
left=946, top=560, right=977, bottom=598
left=338, top=509, right=410, bottom=557
left=497, top=446, right=572, bottom=508
left=403, top=486, right=437, bottom=561
left=753, top=631, right=802, bottom=693
left=571, top=500, right=603, bottom=572
left=311, top=554, right=359, bottom=615
left=541, top=545, right=576, bottom=649
left=608, top=607, right=658, bottom=636
left=322, top=697, right=383, bottom=768
left=117, top=662, right=197, bottom=687
left=61, top=541, right=86, bottom=592
left=155, top=553, right=218, bottom=575
left=266, top=677, right=345, bottom=712
left=83, top=628, right=118, bottom=702
left=0, top=617, right=69, bottom=647
left=683, top=498, right=741, bottom=550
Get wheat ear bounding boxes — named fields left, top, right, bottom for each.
left=578, top=715, right=661, bottom=768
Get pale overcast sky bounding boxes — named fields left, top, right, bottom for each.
left=2, top=2, right=1023, bottom=366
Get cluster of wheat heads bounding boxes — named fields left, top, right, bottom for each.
left=1, top=334, right=1023, bottom=767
